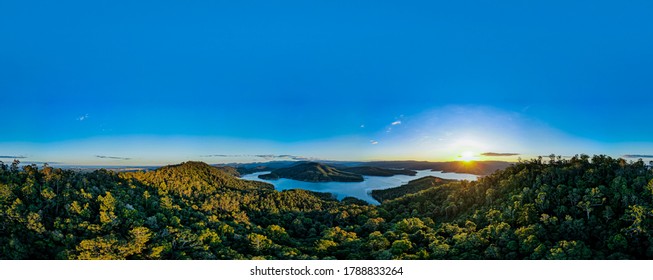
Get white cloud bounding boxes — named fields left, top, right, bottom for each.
left=391, top=120, right=401, bottom=126
left=370, top=140, right=379, bottom=145
left=199, top=154, right=318, bottom=161
left=77, top=114, right=89, bottom=121
left=96, top=155, right=131, bottom=160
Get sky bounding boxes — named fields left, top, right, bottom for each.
left=1, top=0, right=652, bottom=166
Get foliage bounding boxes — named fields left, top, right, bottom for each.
left=0, top=155, right=651, bottom=259
left=371, top=176, right=455, bottom=203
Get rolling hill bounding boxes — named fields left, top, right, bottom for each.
left=257, top=162, right=364, bottom=182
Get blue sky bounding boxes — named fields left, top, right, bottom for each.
left=1, top=0, right=652, bottom=165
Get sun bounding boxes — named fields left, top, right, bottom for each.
left=460, top=151, right=476, bottom=162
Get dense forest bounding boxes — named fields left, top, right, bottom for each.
left=0, top=155, right=652, bottom=259
left=371, top=176, right=455, bottom=203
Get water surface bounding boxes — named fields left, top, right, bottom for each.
left=241, top=170, right=477, bottom=204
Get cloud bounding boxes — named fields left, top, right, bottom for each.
left=257, top=154, right=320, bottom=161
left=95, top=155, right=131, bottom=160
left=391, top=120, right=401, bottom=126
left=286, top=155, right=320, bottom=161
left=199, top=154, right=317, bottom=161
left=481, top=152, right=520, bottom=157
left=360, top=124, right=365, bottom=128
left=21, top=161, right=63, bottom=165
left=77, top=114, right=89, bottom=121
left=254, top=154, right=281, bottom=159
left=251, top=154, right=320, bottom=161
left=370, top=140, right=379, bottom=145
left=622, top=154, right=653, bottom=159
left=0, top=155, right=27, bottom=159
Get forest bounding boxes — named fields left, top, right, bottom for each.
left=0, top=155, right=651, bottom=259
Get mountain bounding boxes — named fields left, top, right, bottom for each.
left=132, top=161, right=274, bottom=195
left=341, top=166, right=417, bottom=177
left=230, top=161, right=299, bottom=175
left=258, top=162, right=364, bottom=182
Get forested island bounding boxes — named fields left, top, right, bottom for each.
left=1, top=155, right=652, bottom=259
left=257, top=162, right=364, bottom=182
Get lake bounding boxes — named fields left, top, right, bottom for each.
left=241, top=170, right=478, bottom=205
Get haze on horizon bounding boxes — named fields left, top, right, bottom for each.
left=2, top=1, right=652, bottom=166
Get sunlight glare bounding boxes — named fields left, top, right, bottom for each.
left=460, top=151, right=475, bottom=162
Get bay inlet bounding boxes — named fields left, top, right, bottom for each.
left=241, top=170, right=478, bottom=204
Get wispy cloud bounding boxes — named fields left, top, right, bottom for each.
left=623, top=154, right=653, bottom=158
left=391, top=120, right=401, bottom=126
left=256, top=154, right=319, bottom=161
left=21, top=161, right=63, bottom=165
left=95, top=155, right=131, bottom=160
left=481, top=152, right=520, bottom=157
left=77, top=114, right=89, bottom=121
left=0, top=155, right=27, bottom=159
left=370, top=140, right=379, bottom=145
left=200, top=154, right=318, bottom=161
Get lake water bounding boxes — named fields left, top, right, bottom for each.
left=241, top=170, right=478, bottom=205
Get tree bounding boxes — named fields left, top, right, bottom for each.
left=547, top=240, right=592, bottom=260
left=98, top=191, right=118, bottom=225
left=248, top=233, right=272, bottom=253
left=390, top=239, right=413, bottom=256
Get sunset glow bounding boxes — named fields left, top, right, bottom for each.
left=460, top=151, right=476, bottom=162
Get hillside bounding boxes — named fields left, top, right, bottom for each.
left=127, top=161, right=274, bottom=197
left=1, top=155, right=652, bottom=260
left=342, top=166, right=417, bottom=177
left=232, top=161, right=298, bottom=175
left=0, top=160, right=359, bottom=259
left=378, top=155, right=653, bottom=259
left=257, top=162, right=364, bottom=182
left=370, top=176, right=455, bottom=203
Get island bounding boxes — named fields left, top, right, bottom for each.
left=258, top=162, right=364, bottom=182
